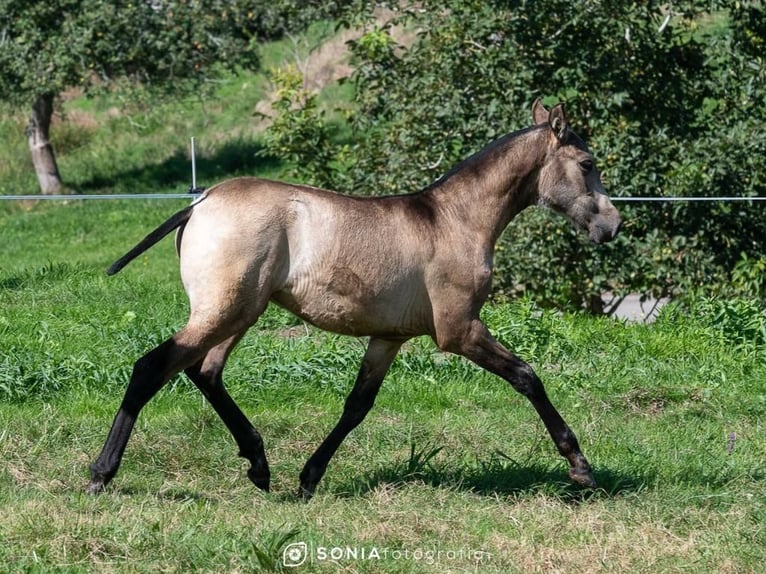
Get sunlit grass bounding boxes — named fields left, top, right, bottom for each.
left=1, top=15, right=764, bottom=574
left=1, top=198, right=765, bottom=572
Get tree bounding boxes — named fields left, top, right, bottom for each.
left=0, top=0, right=260, bottom=194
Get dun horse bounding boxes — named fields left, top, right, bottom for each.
left=87, top=100, right=621, bottom=499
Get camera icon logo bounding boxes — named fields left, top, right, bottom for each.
left=283, top=541, right=308, bottom=567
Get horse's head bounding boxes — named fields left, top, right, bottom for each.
left=532, top=99, right=622, bottom=244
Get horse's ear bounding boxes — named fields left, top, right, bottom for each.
left=549, top=103, right=568, bottom=142
left=532, top=98, right=549, bottom=124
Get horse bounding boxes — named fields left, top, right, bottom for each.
left=87, top=99, right=622, bottom=499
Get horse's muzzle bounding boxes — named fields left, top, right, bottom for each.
left=609, top=219, right=622, bottom=240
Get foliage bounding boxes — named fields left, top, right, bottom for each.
left=0, top=1, right=357, bottom=108
left=271, top=0, right=766, bottom=311
left=0, top=1, right=358, bottom=194
left=691, top=296, right=766, bottom=349
left=247, top=0, right=356, bottom=40
left=0, top=0, right=262, bottom=107
left=0, top=0, right=265, bottom=194
left=731, top=253, right=766, bottom=301
left=260, top=65, right=340, bottom=188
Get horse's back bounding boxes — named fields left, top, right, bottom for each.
left=178, top=177, right=436, bottom=337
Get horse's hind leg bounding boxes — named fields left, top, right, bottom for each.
left=184, top=334, right=270, bottom=491
left=86, top=328, right=212, bottom=494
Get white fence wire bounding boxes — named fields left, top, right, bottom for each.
left=1, top=194, right=765, bottom=202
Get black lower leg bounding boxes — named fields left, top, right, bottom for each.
left=186, top=365, right=270, bottom=491
left=531, top=398, right=595, bottom=487
left=459, top=323, right=596, bottom=488
left=299, top=337, right=402, bottom=500
left=510, top=363, right=596, bottom=487
left=87, top=340, right=179, bottom=493
left=205, top=392, right=270, bottom=491
left=299, top=386, right=377, bottom=499
left=87, top=409, right=138, bottom=493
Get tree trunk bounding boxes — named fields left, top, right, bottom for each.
left=26, top=93, right=64, bottom=195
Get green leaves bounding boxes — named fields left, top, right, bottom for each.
left=261, top=64, right=339, bottom=188
left=0, top=0, right=262, bottom=108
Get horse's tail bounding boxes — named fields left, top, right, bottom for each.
left=107, top=206, right=194, bottom=276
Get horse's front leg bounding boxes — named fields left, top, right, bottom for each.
left=299, top=337, right=405, bottom=500
left=439, top=318, right=596, bottom=488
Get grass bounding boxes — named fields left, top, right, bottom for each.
left=2, top=18, right=765, bottom=574
left=1, top=200, right=765, bottom=573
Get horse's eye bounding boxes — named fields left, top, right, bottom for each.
left=579, top=159, right=594, bottom=173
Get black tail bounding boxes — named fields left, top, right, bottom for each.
left=107, top=206, right=194, bottom=276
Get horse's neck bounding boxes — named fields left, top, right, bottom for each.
left=427, top=128, right=545, bottom=244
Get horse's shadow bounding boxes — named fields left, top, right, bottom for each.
left=330, top=453, right=648, bottom=503
left=109, top=461, right=647, bottom=504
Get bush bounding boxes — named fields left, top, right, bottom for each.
left=660, top=295, right=766, bottom=350
left=248, top=0, right=356, bottom=40
left=260, top=65, right=339, bottom=187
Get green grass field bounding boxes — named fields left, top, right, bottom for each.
left=1, top=199, right=764, bottom=573
left=2, top=20, right=765, bottom=574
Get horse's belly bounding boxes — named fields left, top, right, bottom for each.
left=270, top=283, right=430, bottom=338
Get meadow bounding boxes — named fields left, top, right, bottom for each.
left=1, top=197, right=765, bottom=573
left=1, top=20, right=766, bottom=574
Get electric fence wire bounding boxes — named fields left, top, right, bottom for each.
left=1, top=194, right=766, bottom=202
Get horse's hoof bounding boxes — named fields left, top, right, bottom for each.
left=298, top=483, right=315, bottom=502
left=85, top=480, right=105, bottom=495
left=247, top=469, right=270, bottom=492
left=569, top=467, right=597, bottom=489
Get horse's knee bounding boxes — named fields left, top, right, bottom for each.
left=507, top=362, right=545, bottom=398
